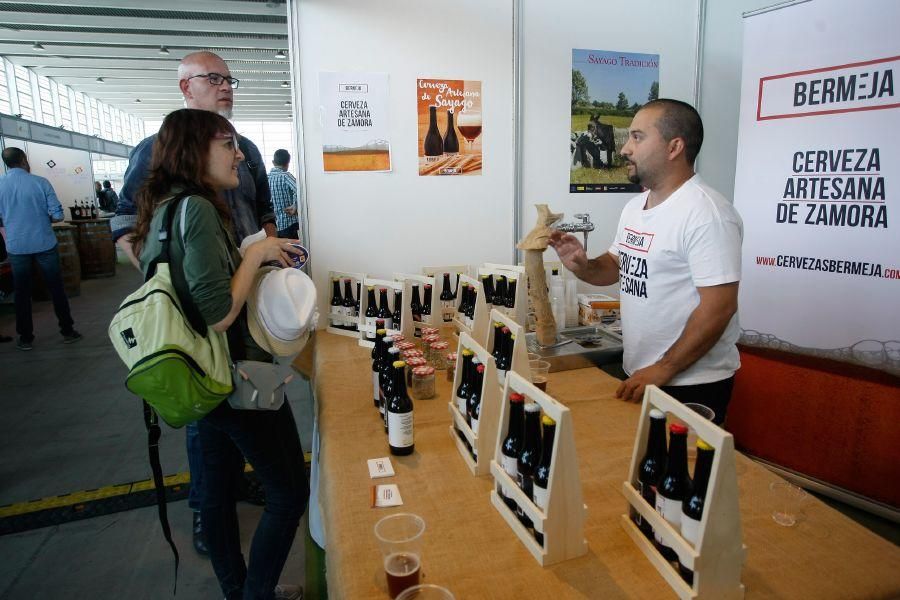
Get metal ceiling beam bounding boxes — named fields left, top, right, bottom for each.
left=6, top=56, right=288, bottom=70
left=0, top=12, right=287, bottom=35
left=0, top=30, right=286, bottom=48
left=0, top=44, right=290, bottom=63
left=57, top=81, right=290, bottom=90
left=33, top=69, right=290, bottom=79
left=0, top=0, right=286, bottom=17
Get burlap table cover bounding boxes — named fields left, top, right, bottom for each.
left=313, top=333, right=900, bottom=599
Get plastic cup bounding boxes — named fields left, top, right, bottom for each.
left=374, top=513, right=426, bottom=598
left=396, top=584, right=456, bottom=600
left=770, top=481, right=807, bottom=526
left=527, top=352, right=541, bottom=362
left=529, top=360, right=551, bottom=392
left=683, top=402, right=715, bottom=464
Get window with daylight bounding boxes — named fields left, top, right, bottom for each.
left=13, top=65, right=34, bottom=121
left=0, top=60, right=11, bottom=115
left=74, top=93, right=88, bottom=134
left=38, top=76, right=54, bottom=125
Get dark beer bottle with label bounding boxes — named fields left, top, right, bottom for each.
left=533, top=414, right=556, bottom=546
left=457, top=282, right=469, bottom=318
left=493, top=275, right=507, bottom=310
left=379, top=336, right=395, bottom=417
left=392, top=289, right=403, bottom=331
left=422, top=284, right=432, bottom=318
left=377, top=288, right=393, bottom=331
left=505, top=277, right=518, bottom=311
left=387, top=360, right=415, bottom=456
left=496, top=326, right=513, bottom=378
left=423, top=106, right=443, bottom=162
left=372, top=326, right=386, bottom=410
left=500, top=392, right=525, bottom=512
left=410, top=285, right=423, bottom=323
left=383, top=346, right=400, bottom=433
left=491, top=322, right=505, bottom=365
left=330, top=278, right=343, bottom=328
left=443, top=109, right=459, bottom=155
left=440, top=273, right=454, bottom=322
left=517, top=402, right=542, bottom=529
left=465, top=289, right=478, bottom=327
left=354, top=283, right=361, bottom=331
left=365, top=286, right=378, bottom=339
left=455, top=349, right=474, bottom=419
left=480, top=274, right=495, bottom=306
left=655, top=423, right=690, bottom=562
left=468, top=363, right=486, bottom=440
left=343, top=278, right=356, bottom=330
left=636, top=408, right=668, bottom=539
left=680, top=439, right=715, bottom=584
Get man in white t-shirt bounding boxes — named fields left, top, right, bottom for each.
left=550, top=99, right=743, bottom=424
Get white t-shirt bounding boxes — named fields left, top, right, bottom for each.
left=608, top=175, right=743, bottom=385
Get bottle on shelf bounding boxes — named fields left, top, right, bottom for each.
left=500, top=392, right=525, bottom=512
left=443, top=109, right=459, bottom=155
left=516, top=402, right=542, bottom=530
left=480, top=274, right=495, bottom=306
left=91, top=201, right=98, bottom=219
left=505, top=277, right=518, bottom=314
left=423, top=106, right=443, bottom=162
left=392, top=289, right=403, bottom=331
left=496, top=326, right=512, bottom=383
left=655, top=423, right=690, bottom=562
left=465, top=288, right=478, bottom=328
left=383, top=345, right=400, bottom=432
left=635, top=408, right=668, bottom=539
left=455, top=349, right=475, bottom=419
left=533, top=414, right=556, bottom=546
left=377, top=288, right=394, bottom=331
left=468, top=363, right=486, bottom=449
left=491, top=322, right=505, bottom=366
left=372, top=326, right=387, bottom=410
left=330, top=278, right=344, bottom=328
left=422, top=284, right=432, bottom=319
left=493, top=275, right=507, bottom=310
left=457, top=282, right=470, bottom=320
left=343, top=278, right=357, bottom=330
left=365, top=286, right=378, bottom=339
left=387, top=360, right=415, bottom=456
left=679, top=439, right=715, bottom=585
left=440, top=273, right=454, bottom=323
left=354, top=282, right=362, bottom=332
left=410, top=285, right=423, bottom=324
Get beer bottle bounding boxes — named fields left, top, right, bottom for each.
left=500, top=392, right=525, bottom=512
left=636, top=409, right=668, bottom=539
left=496, top=326, right=512, bottom=382
left=655, top=423, right=689, bottom=562
left=491, top=322, right=505, bottom=366
left=455, top=349, right=474, bottom=417
left=365, top=286, right=378, bottom=339
left=443, top=109, right=459, bottom=155
left=480, top=274, right=495, bottom=306
left=377, top=288, right=394, bottom=331
left=533, top=414, right=556, bottom=546
left=343, top=278, right=356, bottom=329
left=423, top=106, right=443, bottom=162
left=392, top=289, right=403, bottom=331
left=465, top=289, right=478, bottom=328
left=387, top=360, right=415, bottom=456
left=457, top=282, right=469, bottom=318
left=372, top=327, right=386, bottom=410
left=440, top=273, right=454, bottom=322
left=422, top=284, right=432, bottom=318
left=493, top=275, right=507, bottom=310
left=467, top=357, right=481, bottom=426
left=410, top=285, right=423, bottom=323
left=379, top=336, right=396, bottom=415
left=468, top=363, right=486, bottom=439
left=354, top=282, right=361, bottom=331
left=383, top=346, right=400, bottom=432
left=517, top=402, right=542, bottom=529
left=330, top=278, right=344, bottom=328
left=505, top=277, right=518, bottom=312
left=679, top=439, right=715, bottom=584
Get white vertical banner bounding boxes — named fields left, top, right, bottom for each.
left=733, top=0, right=900, bottom=375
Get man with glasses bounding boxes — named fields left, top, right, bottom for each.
left=110, top=51, right=282, bottom=571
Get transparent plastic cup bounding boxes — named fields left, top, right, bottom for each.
left=770, top=481, right=807, bottom=526
left=396, top=584, right=455, bottom=600
left=683, top=402, right=716, bottom=465
left=374, top=513, right=426, bottom=598
left=529, top=360, right=551, bottom=392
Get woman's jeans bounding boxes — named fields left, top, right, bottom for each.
left=197, top=400, right=308, bottom=600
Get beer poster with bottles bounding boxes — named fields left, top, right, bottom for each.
left=416, top=78, right=482, bottom=176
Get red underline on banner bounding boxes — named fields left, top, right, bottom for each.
left=758, top=102, right=900, bottom=121
left=787, top=173, right=880, bottom=177
left=780, top=198, right=886, bottom=203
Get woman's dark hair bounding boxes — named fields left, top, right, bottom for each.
left=132, top=108, right=236, bottom=255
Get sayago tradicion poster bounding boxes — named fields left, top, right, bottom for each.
left=319, top=71, right=391, bottom=172
left=417, top=78, right=482, bottom=176
left=570, top=49, right=659, bottom=193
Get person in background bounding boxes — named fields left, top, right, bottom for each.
left=111, top=50, right=275, bottom=557
left=132, top=108, right=306, bottom=600
left=99, top=180, right=119, bottom=213
left=94, top=181, right=103, bottom=204
left=550, top=99, right=742, bottom=425
left=0, top=147, right=82, bottom=351
left=267, top=149, right=299, bottom=240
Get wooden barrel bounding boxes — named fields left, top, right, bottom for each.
left=74, top=218, right=116, bottom=279
left=32, top=224, right=81, bottom=300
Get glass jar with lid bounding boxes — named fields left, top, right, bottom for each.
left=411, top=365, right=436, bottom=400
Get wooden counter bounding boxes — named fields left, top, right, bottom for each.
left=312, top=333, right=900, bottom=599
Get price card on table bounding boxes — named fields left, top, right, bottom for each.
left=367, top=457, right=395, bottom=479
left=372, top=484, right=403, bottom=508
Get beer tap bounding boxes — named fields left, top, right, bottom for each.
left=556, top=213, right=595, bottom=252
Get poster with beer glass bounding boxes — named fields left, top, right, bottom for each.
left=417, top=78, right=482, bottom=176
left=319, top=71, right=392, bottom=172
left=569, top=49, right=659, bottom=193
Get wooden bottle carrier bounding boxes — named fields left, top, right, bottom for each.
left=326, top=270, right=366, bottom=338
left=452, top=273, right=491, bottom=347
left=392, top=273, right=439, bottom=334
left=487, top=308, right=531, bottom=388
left=357, top=277, right=404, bottom=349
left=477, top=265, right=528, bottom=327
left=447, top=332, right=503, bottom=476
left=490, top=371, right=588, bottom=566
left=620, top=386, right=746, bottom=599
left=422, top=264, right=471, bottom=325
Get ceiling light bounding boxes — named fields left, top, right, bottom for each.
left=275, top=49, right=287, bottom=59
left=135, top=98, right=142, bottom=103
left=284, top=100, right=292, bottom=106
left=96, top=77, right=105, bottom=83
left=158, top=46, right=170, bottom=56
left=281, top=81, right=289, bottom=88
left=32, top=42, right=45, bottom=51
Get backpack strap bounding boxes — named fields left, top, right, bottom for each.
left=143, top=400, right=179, bottom=595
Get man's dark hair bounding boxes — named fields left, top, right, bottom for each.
left=273, top=149, right=290, bottom=167
left=102, top=180, right=112, bottom=188
left=644, top=99, right=704, bottom=165
left=1, top=147, right=27, bottom=169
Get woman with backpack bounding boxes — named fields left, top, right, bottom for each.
left=130, top=108, right=308, bottom=600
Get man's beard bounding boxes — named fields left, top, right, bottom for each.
left=217, top=107, right=233, bottom=120
left=626, top=162, right=641, bottom=185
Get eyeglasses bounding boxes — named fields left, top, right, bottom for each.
left=186, top=72, right=240, bottom=89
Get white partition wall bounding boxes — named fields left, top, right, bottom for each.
left=290, top=0, right=515, bottom=325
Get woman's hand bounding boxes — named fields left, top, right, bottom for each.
left=245, top=236, right=304, bottom=268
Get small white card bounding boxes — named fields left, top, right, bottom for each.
left=372, top=484, right=403, bottom=508
left=367, top=457, right=395, bottom=479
